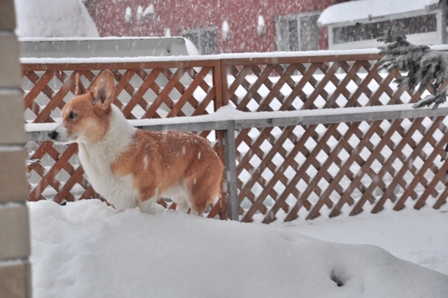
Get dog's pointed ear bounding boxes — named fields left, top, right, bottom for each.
left=74, top=73, right=87, bottom=96
left=90, top=70, right=115, bottom=109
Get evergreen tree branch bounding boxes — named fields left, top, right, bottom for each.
left=377, top=28, right=448, bottom=109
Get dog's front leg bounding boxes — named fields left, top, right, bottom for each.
left=137, top=187, right=159, bottom=214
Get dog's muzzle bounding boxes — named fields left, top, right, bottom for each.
left=48, top=130, right=58, bottom=141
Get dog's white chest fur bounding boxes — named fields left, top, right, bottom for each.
left=78, top=106, right=139, bottom=210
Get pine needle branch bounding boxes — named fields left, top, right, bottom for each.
left=377, top=28, right=448, bottom=109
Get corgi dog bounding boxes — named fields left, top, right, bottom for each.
left=48, top=70, right=223, bottom=215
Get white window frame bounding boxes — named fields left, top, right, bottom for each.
left=275, top=11, right=321, bottom=52
left=327, top=10, right=440, bottom=50
left=180, top=27, right=217, bottom=55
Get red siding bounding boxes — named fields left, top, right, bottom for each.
left=85, top=0, right=340, bottom=53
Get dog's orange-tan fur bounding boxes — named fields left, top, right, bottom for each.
left=111, top=129, right=222, bottom=214
left=49, top=70, right=223, bottom=215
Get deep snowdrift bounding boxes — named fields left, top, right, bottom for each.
left=29, top=200, right=448, bottom=298
left=283, top=208, right=448, bottom=276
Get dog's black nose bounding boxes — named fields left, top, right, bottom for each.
left=48, top=130, right=58, bottom=140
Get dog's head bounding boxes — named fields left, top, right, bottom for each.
left=48, top=70, right=115, bottom=144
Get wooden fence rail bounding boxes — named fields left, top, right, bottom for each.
left=22, top=52, right=448, bottom=222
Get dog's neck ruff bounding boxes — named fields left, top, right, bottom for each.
left=79, top=105, right=136, bottom=164
left=76, top=105, right=139, bottom=210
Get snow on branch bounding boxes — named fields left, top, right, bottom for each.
left=377, top=28, right=448, bottom=109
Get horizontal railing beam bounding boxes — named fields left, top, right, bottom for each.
left=233, top=106, right=448, bottom=129
left=20, top=49, right=384, bottom=71
left=21, top=60, right=221, bottom=72
left=137, top=121, right=228, bottom=133
left=25, top=105, right=448, bottom=141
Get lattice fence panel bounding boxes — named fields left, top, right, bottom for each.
left=23, top=64, right=218, bottom=123
left=235, top=116, right=448, bottom=223
left=22, top=55, right=448, bottom=221
left=224, top=57, right=426, bottom=112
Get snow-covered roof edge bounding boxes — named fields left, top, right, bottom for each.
left=19, top=45, right=448, bottom=64
left=318, top=0, right=439, bottom=27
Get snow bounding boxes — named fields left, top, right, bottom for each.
left=257, top=15, right=266, bottom=36
left=125, top=7, right=132, bottom=24
left=18, top=44, right=448, bottom=64
left=136, top=6, right=143, bottom=22
left=281, top=208, right=448, bottom=276
left=222, top=20, right=230, bottom=32
left=25, top=123, right=57, bottom=133
left=29, top=200, right=448, bottom=298
left=318, top=0, right=439, bottom=26
left=19, top=47, right=381, bottom=64
left=13, top=0, right=99, bottom=38
left=165, top=28, right=171, bottom=37
left=14, top=1, right=448, bottom=295
left=184, top=38, right=200, bottom=55
left=222, top=20, right=230, bottom=41
left=98, top=104, right=448, bottom=129
left=25, top=104, right=448, bottom=146
left=143, top=4, right=155, bottom=18
left=258, top=15, right=266, bottom=27
left=0, top=145, right=25, bottom=152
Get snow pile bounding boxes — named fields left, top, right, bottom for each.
left=285, top=209, right=448, bottom=276
left=30, top=200, right=448, bottom=298
left=184, top=38, right=200, bottom=56
left=14, top=0, right=99, bottom=37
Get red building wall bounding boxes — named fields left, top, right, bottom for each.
left=85, top=0, right=341, bottom=53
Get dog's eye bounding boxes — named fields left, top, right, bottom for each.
left=69, top=111, right=77, bottom=119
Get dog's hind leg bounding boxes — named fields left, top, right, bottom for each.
left=189, top=188, right=212, bottom=216
left=188, top=173, right=221, bottom=216
left=190, top=203, right=207, bottom=216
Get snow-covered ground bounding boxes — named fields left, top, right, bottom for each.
left=278, top=208, right=448, bottom=276
left=29, top=200, right=448, bottom=298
